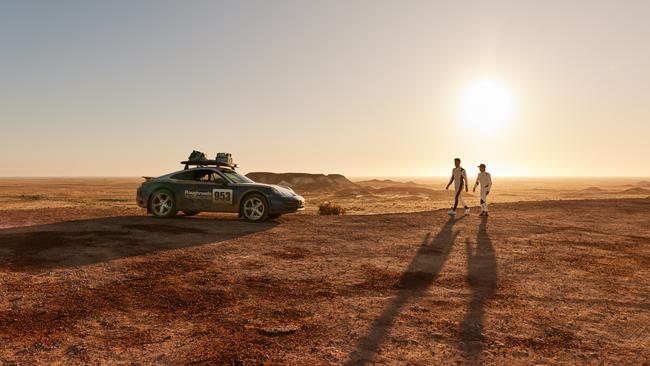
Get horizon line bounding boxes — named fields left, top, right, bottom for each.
left=0, top=175, right=648, bottom=179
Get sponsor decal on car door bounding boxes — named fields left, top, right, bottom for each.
left=212, top=189, right=233, bottom=204
left=206, top=171, right=237, bottom=211
left=181, top=184, right=208, bottom=211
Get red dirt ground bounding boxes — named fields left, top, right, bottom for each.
left=1, top=199, right=649, bottom=365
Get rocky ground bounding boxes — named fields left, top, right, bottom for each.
left=1, top=198, right=649, bottom=365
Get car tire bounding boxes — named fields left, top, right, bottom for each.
left=241, top=193, right=269, bottom=222
left=182, top=211, right=200, bottom=216
left=149, top=189, right=177, bottom=218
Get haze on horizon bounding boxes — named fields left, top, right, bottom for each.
left=1, top=1, right=648, bottom=178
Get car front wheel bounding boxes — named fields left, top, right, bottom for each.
left=150, top=189, right=177, bottom=218
left=241, top=194, right=268, bottom=222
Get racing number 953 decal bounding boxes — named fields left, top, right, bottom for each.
left=212, top=189, right=233, bottom=204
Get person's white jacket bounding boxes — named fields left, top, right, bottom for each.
left=474, top=172, right=492, bottom=211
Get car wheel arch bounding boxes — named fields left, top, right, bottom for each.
left=238, top=190, right=269, bottom=213
left=148, top=185, right=177, bottom=209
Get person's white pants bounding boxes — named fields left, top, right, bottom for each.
left=480, top=190, right=488, bottom=212
left=453, top=187, right=467, bottom=210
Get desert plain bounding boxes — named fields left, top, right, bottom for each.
left=0, top=176, right=649, bottom=365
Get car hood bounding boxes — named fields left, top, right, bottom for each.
left=238, top=182, right=300, bottom=196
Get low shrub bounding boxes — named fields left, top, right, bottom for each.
left=19, top=194, right=43, bottom=201
left=318, top=201, right=347, bottom=215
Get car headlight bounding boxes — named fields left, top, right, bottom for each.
left=271, top=186, right=295, bottom=197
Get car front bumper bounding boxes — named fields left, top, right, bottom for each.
left=269, top=195, right=305, bottom=214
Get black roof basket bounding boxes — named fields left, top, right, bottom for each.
left=180, top=160, right=238, bottom=170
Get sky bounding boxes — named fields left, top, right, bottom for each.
left=1, top=0, right=649, bottom=178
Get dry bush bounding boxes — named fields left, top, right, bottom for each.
left=19, top=194, right=43, bottom=201
left=318, top=201, right=347, bottom=215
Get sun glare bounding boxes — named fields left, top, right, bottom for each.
left=459, top=79, right=513, bottom=132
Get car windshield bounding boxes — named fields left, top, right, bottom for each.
left=220, top=169, right=254, bottom=184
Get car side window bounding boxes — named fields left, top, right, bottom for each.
left=210, top=173, right=226, bottom=184
left=171, top=171, right=195, bottom=180
left=170, top=169, right=227, bottom=183
left=171, top=170, right=216, bottom=182
left=196, top=171, right=212, bottom=182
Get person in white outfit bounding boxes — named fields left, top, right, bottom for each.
left=473, top=163, right=492, bottom=216
left=445, top=158, right=469, bottom=216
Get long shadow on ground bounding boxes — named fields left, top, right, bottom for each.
left=345, top=216, right=463, bottom=365
left=0, top=216, right=280, bottom=363
left=459, top=215, right=497, bottom=364
left=0, top=216, right=276, bottom=270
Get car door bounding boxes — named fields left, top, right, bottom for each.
left=169, top=170, right=202, bottom=211
left=216, top=169, right=251, bottom=213
left=188, top=169, right=222, bottom=211
left=206, top=171, right=237, bottom=212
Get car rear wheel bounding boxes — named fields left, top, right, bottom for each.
left=150, top=189, right=177, bottom=218
left=241, top=194, right=268, bottom=222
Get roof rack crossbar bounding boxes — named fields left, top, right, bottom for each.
left=180, top=160, right=238, bottom=170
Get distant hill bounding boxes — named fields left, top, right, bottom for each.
left=620, top=187, right=650, bottom=195
left=581, top=187, right=606, bottom=193
left=245, top=173, right=455, bottom=197
left=355, top=179, right=425, bottom=188
left=372, top=186, right=438, bottom=196
left=355, top=179, right=397, bottom=185
left=246, top=172, right=357, bottom=192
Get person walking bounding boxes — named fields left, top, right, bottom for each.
left=446, top=158, right=469, bottom=216
left=473, top=163, right=492, bottom=216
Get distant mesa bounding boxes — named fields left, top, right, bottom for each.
left=356, top=179, right=393, bottom=184
left=246, top=172, right=357, bottom=192
left=356, top=179, right=426, bottom=188
left=620, top=187, right=650, bottom=195
left=637, top=180, right=650, bottom=187
left=245, top=173, right=445, bottom=196
left=581, top=187, right=606, bottom=192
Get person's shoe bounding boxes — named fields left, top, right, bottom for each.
left=447, top=209, right=456, bottom=216
left=464, top=208, right=470, bottom=215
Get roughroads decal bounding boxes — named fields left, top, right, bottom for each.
left=184, top=190, right=211, bottom=199
left=212, top=189, right=233, bottom=204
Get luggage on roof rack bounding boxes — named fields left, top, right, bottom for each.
left=181, top=151, right=237, bottom=170
left=188, top=150, right=207, bottom=162
left=215, top=152, right=233, bottom=165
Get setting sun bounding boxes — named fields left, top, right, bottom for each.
left=459, top=79, right=513, bottom=132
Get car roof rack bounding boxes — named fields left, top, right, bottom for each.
left=180, top=160, right=238, bottom=170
